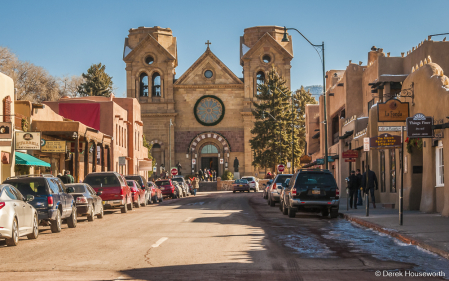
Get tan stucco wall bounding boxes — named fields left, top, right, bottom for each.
left=0, top=72, right=15, bottom=181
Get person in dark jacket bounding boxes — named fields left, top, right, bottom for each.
left=361, top=169, right=378, bottom=208
left=347, top=171, right=359, bottom=209
left=198, top=169, right=203, bottom=181
left=356, top=169, right=363, bottom=206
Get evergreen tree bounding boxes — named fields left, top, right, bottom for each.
left=78, top=63, right=113, bottom=97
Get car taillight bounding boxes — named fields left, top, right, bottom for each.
left=0, top=202, right=5, bottom=209
left=251, top=181, right=255, bottom=183
left=272, top=185, right=277, bottom=190
left=336, top=189, right=340, bottom=197
left=47, top=195, right=54, bottom=207
left=120, top=188, right=125, bottom=195
left=76, top=197, right=88, bottom=204
left=292, top=189, right=297, bottom=196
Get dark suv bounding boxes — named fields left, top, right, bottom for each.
left=280, top=169, right=340, bottom=219
left=3, top=175, right=77, bottom=233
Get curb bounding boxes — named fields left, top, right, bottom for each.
left=340, top=213, right=449, bottom=260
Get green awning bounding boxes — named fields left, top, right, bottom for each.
left=15, top=152, right=51, bottom=167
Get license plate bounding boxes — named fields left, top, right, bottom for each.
left=312, top=189, right=320, bottom=195
left=160, top=187, right=165, bottom=190
left=239, top=185, right=243, bottom=187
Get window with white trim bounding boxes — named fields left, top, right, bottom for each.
left=436, top=140, right=444, bottom=186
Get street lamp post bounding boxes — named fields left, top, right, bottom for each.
left=282, top=27, right=328, bottom=170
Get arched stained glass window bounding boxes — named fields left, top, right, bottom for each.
left=152, top=73, right=161, bottom=97
left=201, top=144, right=218, bottom=154
left=140, top=73, right=148, bottom=97
left=256, top=71, right=265, bottom=96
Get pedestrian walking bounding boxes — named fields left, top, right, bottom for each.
left=356, top=169, right=363, bottom=206
left=65, top=170, right=74, bottom=183
left=198, top=169, right=203, bottom=181
left=212, top=170, right=216, bottom=181
left=193, top=176, right=199, bottom=196
left=347, top=171, right=359, bottom=209
left=204, top=169, right=208, bottom=182
left=361, top=169, right=378, bottom=208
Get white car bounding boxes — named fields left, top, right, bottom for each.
left=241, top=177, right=259, bottom=192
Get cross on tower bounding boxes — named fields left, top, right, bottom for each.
left=205, top=40, right=211, bottom=49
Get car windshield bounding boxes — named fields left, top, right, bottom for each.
left=234, top=179, right=248, bottom=184
left=242, top=177, right=254, bottom=182
left=295, top=173, right=337, bottom=187
left=5, top=178, right=48, bottom=196
left=275, top=175, right=292, bottom=184
left=127, top=181, right=135, bottom=187
left=155, top=181, right=170, bottom=186
left=66, top=184, right=86, bottom=193
left=84, top=174, right=119, bottom=187
left=171, top=178, right=183, bottom=183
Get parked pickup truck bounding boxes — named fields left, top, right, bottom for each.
left=83, top=172, right=133, bottom=213
left=4, top=175, right=78, bottom=233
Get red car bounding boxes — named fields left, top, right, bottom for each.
left=148, top=181, right=163, bottom=203
left=127, top=180, right=147, bottom=208
left=84, top=172, right=133, bottom=213
left=155, top=179, right=177, bottom=198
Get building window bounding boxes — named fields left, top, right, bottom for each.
left=436, top=141, right=444, bottom=186
left=262, top=55, right=271, bottom=63
left=138, top=132, right=140, bottom=151
left=139, top=73, right=149, bottom=97
left=201, top=144, right=218, bottom=154
left=153, top=143, right=161, bottom=149
left=204, top=70, right=213, bottom=78
left=256, top=71, right=265, bottom=96
left=116, top=124, right=118, bottom=145
left=125, top=128, right=127, bottom=148
left=145, top=56, right=154, bottom=65
left=332, top=115, right=339, bottom=145
left=389, top=149, right=396, bottom=193
left=380, top=150, right=386, bottom=192
left=152, top=73, right=161, bottom=97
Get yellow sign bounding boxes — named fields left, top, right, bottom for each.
left=41, top=141, right=67, bottom=153
left=377, top=99, right=409, bottom=122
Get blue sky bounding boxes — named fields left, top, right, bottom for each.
left=1, top=0, right=448, bottom=97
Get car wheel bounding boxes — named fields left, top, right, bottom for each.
left=128, top=198, right=134, bottom=211
left=27, top=215, right=39, bottom=239
left=121, top=198, right=128, bottom=213
left=269, top=198, right=275, bottom=207
left=321, top=208, right=329, bottom=217
left=330, top=208, right=339, bottom=219
left=282, top=202, right=288, bottom=215
left=233, top=190, right=236, bottom=193
left=51, top=210, right=62, bottom=233
left=67, top=207, right=77, bottom=228
left=6, top=218, right=19, bottom=246
left=159, top=194, right=163, bottom=202
left=97, top=207, right=104, bottom=219
left=288, top=206, right=296, bottom=218
left=141, top=196, right=147, bottom=207
left=87, top=205, right=95, bottom=221
left=135, top=196, right=141, bottom=208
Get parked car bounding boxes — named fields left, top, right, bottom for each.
left=83, top=172, right=133, bottom=213
left=155, top=179, right=179, bottom=199
left=241, top=176, right=259, bottom=192
left=262, top=179, right=273, bottom=199
left=186, top=179, right=194, bottom=195
left=66, top=183, right=104, bottom=221
left=127, top=180, right=146, bottom=208
left=172, top=182, right=184, bottom=198
left=124, top=175, right=147, bottom=191
left=232, top=179, right=250, bottom=193
left=0, top=184, right=39, bottom=246
left=267, top=174, right=293, bottom=207
left=4, top=175, right=77, bottom=233
left=171, top=176, right=190, bottom=197
left=281, top=169, right=340, bottom=218
left=147, top=181, right=163, bottom=203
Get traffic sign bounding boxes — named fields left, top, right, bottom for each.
left=153, top=167, right=157, bottom=172
left=277, top=164, right=285, bottom=172
left=171, top=167, right=178, bottom=176
left=363, top=137, right=370, bottom=151
left=192, top=159, right=196, bottom=165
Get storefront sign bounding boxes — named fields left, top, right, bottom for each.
left=342, top=150, right=358, bottom=158
left=41, top=141, right=67, bottom=153
left=406, top=113, right=433, bottom=138
left=1, top=152, right=10, bottom=164
left=0, top=122, right=12, bottom=139
left=370, top=133, right=402, bottom=149
left=316, top=157, right=335, bottom=165
left=138, top=160, right=152, bottom=171
left=379, top=126, right=405, bottom=132
left=377, top=99, right=409, bottom=122
left=118, top=156, right=126, bottom=166
left=300, top=155, right=312, bottom=163
left=345, top=159, right=356, bottom=162
left=363, top=137, right=370, bottom=151
left=15, top=132, right=41, bottom=150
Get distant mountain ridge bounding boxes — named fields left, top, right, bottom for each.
left=304, top=85, right=323, bottom=96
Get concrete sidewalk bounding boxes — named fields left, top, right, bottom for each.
left=339, top=199, right=449, bottom=259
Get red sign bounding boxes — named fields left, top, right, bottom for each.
left=345, top=159, right=356, bottom=162
left=277, top=164, right=285, bottom=172
left=342, top=150, right=358, bottom=159
left=171, top=168, right=178, bottom=176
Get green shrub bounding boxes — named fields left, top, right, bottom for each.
left=221, top=171, right=234, bottom=180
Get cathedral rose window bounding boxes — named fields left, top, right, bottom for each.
left=194, top=95, right=225, bottom=126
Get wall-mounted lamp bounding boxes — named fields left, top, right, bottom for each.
left=186, top=153, right=189, bottom=159
left=218, top=153, right=220, bottom=158
left=227, top=153, right=229, bottom=158
left=195, top=154, right=197, bottom=158
left=72, top=132, right=78, bottom=139
left=225, top=162, right=228, bottom=168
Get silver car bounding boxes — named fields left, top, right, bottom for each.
left=241, top=176, right=259, bottom=192
left=267, top=174, right=292, bottom=207
left=172, top=181, right=184, bottom=198
left=172, top=176, right=190, bottom=197
left=0, top=184, right=39, bottom=246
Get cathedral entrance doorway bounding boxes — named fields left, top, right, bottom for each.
left=201, top=157, right=218, bottom=172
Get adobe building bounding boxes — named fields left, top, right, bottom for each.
left=44, top=95, right=149, bottom=179
left=123, top=26, right=293, bottom=177
left=305, top=37, right=449, bottom=216
left=0, top=72, right=15, bottom=182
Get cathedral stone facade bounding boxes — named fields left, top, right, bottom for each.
left=123, top=25, right=293, bottom=177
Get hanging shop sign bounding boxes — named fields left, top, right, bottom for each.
left=138, top=160, right=152, bottom=171
left=15, top=132, right=41, bottom=150
left=363, top=137, right=370, bottom=151
left=377, top=99, right=409, bottom=122
left=316, top=157, right=335, bottom=165
left=342, top=150, right=358, bottom=158
left=0, top=122, right=12, bottom=139
left=118, top=156, right=126, bottom=166
left=406, top=113, right=433, bottom=138
left=379, top=126, right=405, bottom=132
left=41, top=141, right=67, bottom=153
left=300, top=155, right=312, bottom=163
left=370, top=133, right=401, bottom=149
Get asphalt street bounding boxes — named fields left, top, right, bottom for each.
left=1, top=191, right=448, bottom=281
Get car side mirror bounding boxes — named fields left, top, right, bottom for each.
left=96, top=191, right=102, bottom=196
left=66, top=186, right=75, bottom=193
left=26, top=194, right=34, bottom=202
